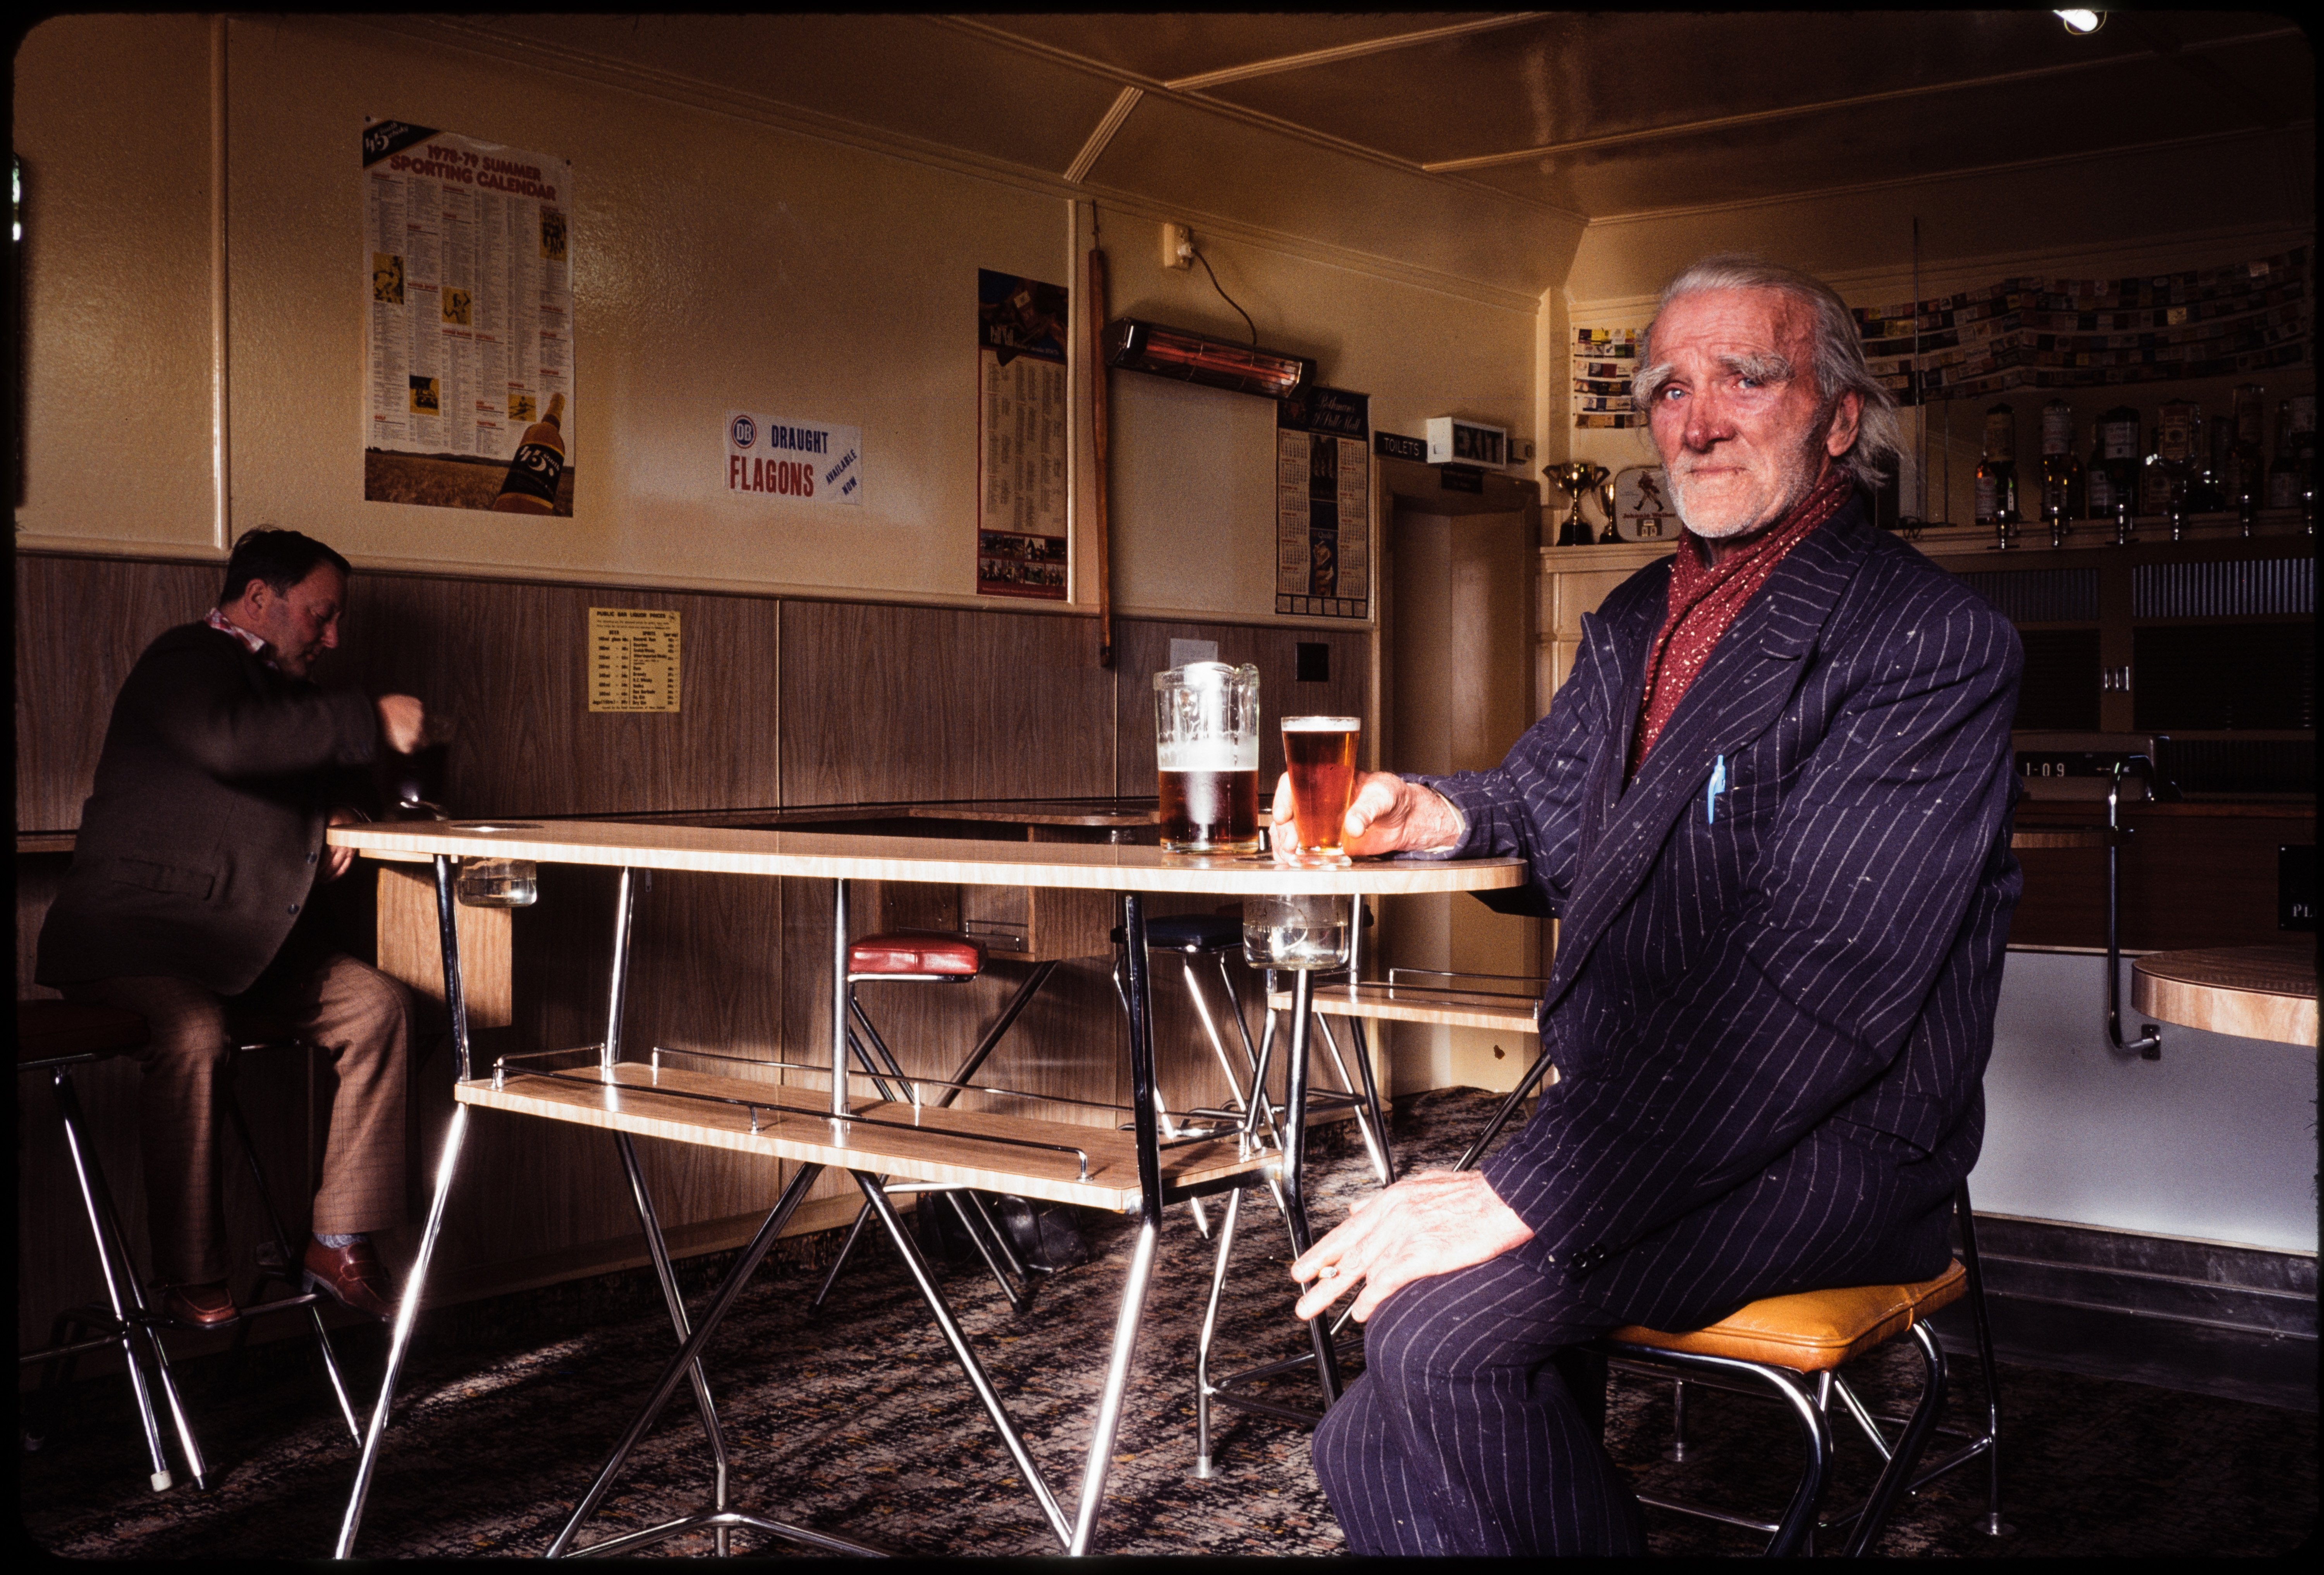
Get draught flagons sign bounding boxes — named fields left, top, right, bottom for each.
left=723, top=412, right=863, bottom=505
left=363, top=119, right=577, bottom=514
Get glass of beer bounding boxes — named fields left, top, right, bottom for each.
left=1281, top=716, right=1361, bottom=865
left=1155, top=662, right=1262, bottom=855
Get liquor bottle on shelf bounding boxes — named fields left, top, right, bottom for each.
left=2097, top=402, right=2142, bottom=519
left=2140, top=401, right=2198, bottom=518
left=2186, top=415, right=2230, bottom=514
left=2229, top=383, right=2267, bottom=509
left=2038, top=398, right=2083, bottom=538
left=1976, top=401, right=2019, bottom=545
left=2267, top=397, right=2312, bottom=509
left=2086, top=421, right=2115, bottom=520
left=2266, top=400, right=2295, bottom=508
left=491, top=392, right=567, bottom=514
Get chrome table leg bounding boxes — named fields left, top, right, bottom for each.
left=613, top=1132, right=732, bottom=1553
left=546, top=1161, right=827, bottom=1557
left=1193, top=1185, right=1246, bottom=1479
left=1278, top=968, right=1341, bottom=1406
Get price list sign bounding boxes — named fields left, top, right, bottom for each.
left=588, top=608, right=682, bottom=713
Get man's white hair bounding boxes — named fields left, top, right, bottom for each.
left=1633, top=255, right=1904, bottom=491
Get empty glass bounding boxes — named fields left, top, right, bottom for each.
left=1243, top=891, right=1351, bottom=970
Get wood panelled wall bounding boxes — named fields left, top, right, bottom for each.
left=15, top=551, right=1371, bottom=1343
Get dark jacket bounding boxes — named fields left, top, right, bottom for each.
left=1422, top=495, right=2023, bottom=1292
left=36, top=622, right=382, bottom=996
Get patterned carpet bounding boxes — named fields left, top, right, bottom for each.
left=17, top=1090, right=2317, bottom=1558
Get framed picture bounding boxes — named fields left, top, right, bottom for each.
left=1612, top=465, right=1679, bottom=541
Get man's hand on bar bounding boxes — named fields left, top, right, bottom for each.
left=1268, top=770, right=1467, bottom=861
left=1289, top=1169, right=1534, bottom=1323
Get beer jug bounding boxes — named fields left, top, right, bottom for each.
left=1153, top=662, right=1262, bottom=855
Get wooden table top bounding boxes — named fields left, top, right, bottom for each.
left=604, top=797, right=1177, bottom=830
left=2132, top=943, right=2317, bottom=1046
left=329, top=818, right=1523, bottom=895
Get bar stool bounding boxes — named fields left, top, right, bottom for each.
left=17, top=1000, right=205, bottom=1492
left=811, top=930, right=1043, bottom=1312
left=17, top=1002, right=364, bottom=1489
left=1597, top=1257, right=1966, bottom=1555
left=1458, top=1077, right=2006, bottom=1539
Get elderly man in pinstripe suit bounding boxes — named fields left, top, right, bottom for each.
left=1270, top=256, right=2022, bottom=1555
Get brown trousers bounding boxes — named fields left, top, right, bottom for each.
left=62, top=951, right=411, bottom=1286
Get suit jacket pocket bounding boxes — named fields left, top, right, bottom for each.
left=101, top=855, right=217, bottom=900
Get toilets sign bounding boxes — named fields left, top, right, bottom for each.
left=724, top=410, right=862, bottom=505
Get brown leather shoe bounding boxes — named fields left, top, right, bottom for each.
left=303, top=1237, right=399, bottom=1321
left=159, top=1281, right=241, bottom=1330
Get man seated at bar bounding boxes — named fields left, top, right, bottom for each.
left=1273, top=256, right=2023, bottom=1555
left=37, top=528, right=429, bottom=1328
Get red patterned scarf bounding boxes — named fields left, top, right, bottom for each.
left=1628, top=462, right=1851, bottom=778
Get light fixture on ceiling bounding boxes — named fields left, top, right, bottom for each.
left=2054, top=9, right=2106, bottom=34
left=1102, top=318, right=1314, bottom=400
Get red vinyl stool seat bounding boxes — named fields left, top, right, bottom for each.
left=847, top=930, right=986, bottom=977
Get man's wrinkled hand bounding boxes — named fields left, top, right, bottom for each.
left=1288, top=1169, right=1534, bottom=1323
left=1269, top=771, right=1465, bottom=863
left=323, top=808, right=361, bottom=881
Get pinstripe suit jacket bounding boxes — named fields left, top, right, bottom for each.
left=1421, top=494, right=2023, bottom=1295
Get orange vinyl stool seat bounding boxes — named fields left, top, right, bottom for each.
left=1612, top=1259, right=1967, bottom=1372
left=846, top=931, right=986, bottom=977
left=1599, top=1259, right=1969, bottom=1556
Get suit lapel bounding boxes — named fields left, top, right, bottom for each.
left=1541, top=502, right=1876, bottom=1013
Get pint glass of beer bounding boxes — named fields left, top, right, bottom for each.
left=1281, top=716, right=1361, bottom=864
left=1154, top=662, right=1262, bottom=855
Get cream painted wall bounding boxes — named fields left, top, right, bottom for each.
left=14, top=15, right=222, bottom=555
left=14, top=15, right=1543, bottom=623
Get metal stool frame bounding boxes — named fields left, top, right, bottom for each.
left=809, top=957, right=1060, bottom=1314
left=1459, top=1070, right=2006, bottom=1542
left=19, top=1034, right=362, bottom=1492
left=1599, top=1316, right=1950, bottom=1556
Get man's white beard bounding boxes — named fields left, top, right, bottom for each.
left=1670, top=436, right=1827, bottom=541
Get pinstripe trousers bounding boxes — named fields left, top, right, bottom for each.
left=61, top=948, right=412, bottom=1286
left=1311, top=1124, right=1956, bottom=1555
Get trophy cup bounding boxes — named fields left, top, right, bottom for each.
left=1547, top=461, right=1611, bottom=546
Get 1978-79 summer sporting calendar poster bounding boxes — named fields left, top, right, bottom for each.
left=362, top=119, right=576, bottom=514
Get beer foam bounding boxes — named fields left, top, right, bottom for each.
left=1159, top=739, right=1257, bottom=772
left=1281, top=716, right=1360, bottom=731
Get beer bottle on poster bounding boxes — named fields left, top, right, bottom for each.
left=492, top=392, right=567, bottom=514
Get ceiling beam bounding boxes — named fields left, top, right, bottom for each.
left=1064, top=86, right=1143, bottom=185
left=1423, top=23, right=2305, bottom=174
left=1162, top=13, right=1547, bottom=91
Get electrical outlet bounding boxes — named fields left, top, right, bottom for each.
left=1161, top=222, right=1193, bottom=271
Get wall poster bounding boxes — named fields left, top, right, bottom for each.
left=363, top=119, right=575, bottom=515
left=975, top=269, right=1070, bottom=599
left=1572, top=327, right=1640, bottom=429
left=587, top=608, right=680, bottom=713
left=1275, top=385, right=1370, bottom=619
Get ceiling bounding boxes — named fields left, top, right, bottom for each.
left=423, top=11, right=2314, bottom=297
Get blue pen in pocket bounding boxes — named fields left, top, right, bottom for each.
left=1705, top=754, right=1726, bottom=823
